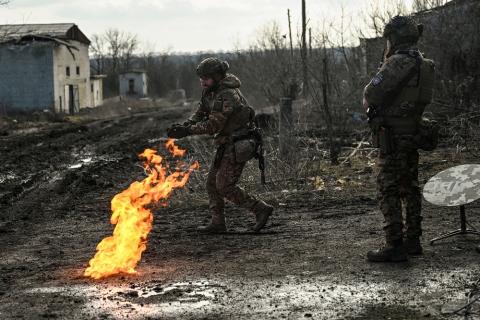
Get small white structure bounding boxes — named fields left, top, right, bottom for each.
left=90, top=75, right=106, bottom=107
left=119, top=70, right=148, bottom=98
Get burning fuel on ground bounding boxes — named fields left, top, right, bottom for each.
left=84, top=139, right=199, bottom=279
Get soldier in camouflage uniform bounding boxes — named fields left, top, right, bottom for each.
left=167, top=57, right=273, bottom=233
left=363, top=16, right=435, bottom=262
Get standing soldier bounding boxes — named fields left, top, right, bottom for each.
left=167, top=57, right=273, bottom=233
left=363, top=16, right=435, bottom=262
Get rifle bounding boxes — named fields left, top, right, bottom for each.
left=251, top=128, right=266, bottom=185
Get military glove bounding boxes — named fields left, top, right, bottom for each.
left=167, top=124, right=191, bottom=139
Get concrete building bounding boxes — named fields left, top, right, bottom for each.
left=90, top=74, right=106, bottom=107
left=119, top=70, right=148, bottom=98
left=0, top=23, right=104, bottom=114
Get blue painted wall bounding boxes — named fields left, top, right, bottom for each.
left=0, top=42, right=54, bottom=112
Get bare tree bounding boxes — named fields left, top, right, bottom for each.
left=90, top=34, right=107, bottom=75
left=360, top=0, right=409, bottom=37
left=103, top=28, right=139, bottom=74
left=120, top=32, right=139, bottom=71
left=89, top=29, right=140, bottom=96
left=239, top=22, right=300, bottom=105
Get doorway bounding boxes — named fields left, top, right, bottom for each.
left=65, top=85, right=80, bottom=115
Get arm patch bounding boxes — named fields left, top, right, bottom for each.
left=371, top=73, right=384, bottom=86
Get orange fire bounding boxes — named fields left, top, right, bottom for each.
left=84, top=139, right=198, bottom=280
left=166, top=138, right=186, bottom=157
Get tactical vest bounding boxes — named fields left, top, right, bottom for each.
left=384, top=52, right=435, bottom=134
left=211, top=87, right=255, bottom=139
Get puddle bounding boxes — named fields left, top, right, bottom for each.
left=24, top=269, right=476, bottom=319
left=26, top=279, right=224, bottom=319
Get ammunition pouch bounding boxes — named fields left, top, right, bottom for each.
left=231, top=127, right=266, bottom=184
left=412, top=118, right=439, bottom=151
left=384, top=116, right=438, bottom=151
left=231, top=128, right=259, bottom=163
left=371, top=116, right=438, bottom=153
left=234, top=139, right=256, bottom=163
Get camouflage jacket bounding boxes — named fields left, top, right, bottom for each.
left=363, top=48, right=419, bottom=114
left=188, top=74, right=254, bottom=143
left=364, top=45, right=435, bottom=123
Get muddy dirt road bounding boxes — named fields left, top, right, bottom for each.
left=1, top=105, right=479, bottom=319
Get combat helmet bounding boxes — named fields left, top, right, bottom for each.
left=383, top=15, right=423, bottom=46
left=196, top=57, right=229, bottom=80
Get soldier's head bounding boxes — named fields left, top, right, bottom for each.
left=383, top=15, right=423, bottom=49
left=196, top=57, right=229, bottom=89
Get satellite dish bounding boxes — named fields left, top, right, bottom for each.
left=423, top=164, right=480, bottom=207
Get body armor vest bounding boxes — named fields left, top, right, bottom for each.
left=385, top=53, right=435, bottom=134
left=208, top=87, right=255, bottom=140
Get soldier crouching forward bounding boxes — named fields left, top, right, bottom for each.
left=167, top=57, right=273, bottom=233
left=363, top=16, right=436, bottom=262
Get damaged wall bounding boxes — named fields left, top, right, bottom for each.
left=0, top=41, right=55, bottom=112
left=52, top=40, right=91, bottom=113
left=0, top=23, right=98, bottom=114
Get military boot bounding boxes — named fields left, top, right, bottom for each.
left=251, top=200, right=273, bottom=232
left=197, top=211, right=226, bottom=234
left=404, top=237, right=423, bottom=255
left=367, top=239, right=408, bottom=262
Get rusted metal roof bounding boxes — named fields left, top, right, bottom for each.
left=0, top=23, right=90, bottom=45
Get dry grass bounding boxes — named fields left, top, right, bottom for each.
left=168, top=129, right=382, bottom=210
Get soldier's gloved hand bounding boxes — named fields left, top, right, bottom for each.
left=167, top=124, right=191, bottom=139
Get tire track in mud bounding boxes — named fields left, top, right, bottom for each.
left=0, top=107, right=185, bottom=224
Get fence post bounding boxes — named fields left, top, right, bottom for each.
left=279, top=97, right=294, bottom=159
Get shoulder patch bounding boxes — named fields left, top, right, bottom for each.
left=371, top=73, right=383, bottom=86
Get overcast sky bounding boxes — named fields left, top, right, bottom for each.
left=0, top=0, right=415, bottom=53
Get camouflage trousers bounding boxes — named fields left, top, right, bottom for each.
left=377, top=147, right=422, bottom=243
left=206, top=145, right=258, bottom=219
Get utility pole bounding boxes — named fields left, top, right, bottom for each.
left=321, top=34, right=338, bottom=164
left=301, top=0, right=308, bottom=97
left=281, top=9, right=296, bottom=160
left=308, top=27, right=312, bottom=56
left=287, top=9, right=294, bottom=60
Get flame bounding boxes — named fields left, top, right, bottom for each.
left=84, top=139, right=198, bottom=279
left=166, top=139, right=186, bottom=157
